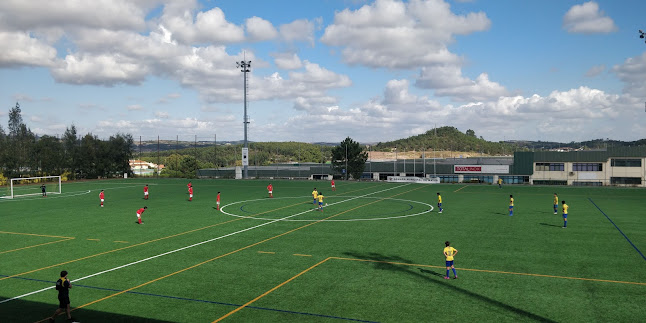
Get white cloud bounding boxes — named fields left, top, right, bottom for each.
left=274, top=81, right=639, bottom=143
left=0, top=31, right=57, bottom=67
left=0, top=0, right=151, bottom=32
left=156, top=93, right=181, bottom=104
left=320, top=0, right=490, bottom=69
left=127, top=104, right=144, bottom=111
left=416, top=65, right=508, bottom=101
left=563, top=1, right=617, bottom=34
left=52, top=53, right=149, bottom=85
left=246, top=16, right=278, bottom=41
left=160, top=5, right=245, bottom=44
left=279, top=19, right=316, bottom=45
left=273, top=52, right=303, bottom=70
left=612, top=52, right=646, bottom=98
left=154, top=111, right=170, bottom=118
left=585, top=64, right=606, bottom=78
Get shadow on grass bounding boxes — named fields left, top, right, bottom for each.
left=539, top=222, right=562, bottom=228
left=0, top=297, right=175, bottom=323
left=342, top=251, right=556, bottom=323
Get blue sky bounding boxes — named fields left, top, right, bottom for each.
left=1, top=0, right=646, bottom=143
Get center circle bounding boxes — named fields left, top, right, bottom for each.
left=220, top=196, right=434, bottom=222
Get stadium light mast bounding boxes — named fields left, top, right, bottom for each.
left=237, top=59, right=251, bottom=179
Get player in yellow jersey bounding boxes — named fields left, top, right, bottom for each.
left=509, top=195, right=514, bottom=216
left=437, top=192, right=443, bottom=213
left=443, top=241, right=458, bottom=279
left=498, top=177, right=503, bottom=188
left=317, top=192, right=325, bottom=211
left=562, top=200, right=568, bottom=228
left=553, top=193, right=558, bottom=214
left=312, top=188, right=318, bottom=205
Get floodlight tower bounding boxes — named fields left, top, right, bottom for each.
left=237, top=60, right=251, bottom=179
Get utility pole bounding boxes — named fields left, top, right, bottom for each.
left=236, top=59, right=251, bottom=179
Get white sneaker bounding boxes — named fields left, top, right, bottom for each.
left=438, top=211, right=443, bottom=214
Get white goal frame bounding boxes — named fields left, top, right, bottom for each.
left=8, top=176, right=62, bottom=199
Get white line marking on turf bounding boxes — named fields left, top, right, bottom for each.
left=0, top=184, right=144, bottom=202
left=0, top=184, right=410, bottom=304
left=0, top=190, right=92, bottom=202
left=221, top=196, right=433, bottom=221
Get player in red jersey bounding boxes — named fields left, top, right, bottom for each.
left=143, top=184, right=149, bottom=200
left=136, top=206, right=147, bottom=224
left=187, top=181, right=192, bottom=190
left=99, top=190, right=105, bottom=207
left=216, top=192, right=221, bottom=210
left=267, top=183, right=273, bottom=198
left=331, top=179, right=336, bottom=191
left=188, top=186, right=193, bottom=202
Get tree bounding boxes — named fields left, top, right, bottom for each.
left=466, top=129, right=476, bottom=137
left=331, top=137, right=368, bottom=180
left=62, top=125, right=79, bottom=179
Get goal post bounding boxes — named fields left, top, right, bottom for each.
left=6, top=176, right=62, bottom=199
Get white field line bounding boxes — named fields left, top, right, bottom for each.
left=0, top=184, right=147, bottom=202
left=0, top=183, right=410, bottom=304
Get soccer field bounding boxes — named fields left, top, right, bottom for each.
left=1, top=179, right=645, bottom=322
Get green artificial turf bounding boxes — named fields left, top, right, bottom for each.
left=0, top=179, right=644, bottom=322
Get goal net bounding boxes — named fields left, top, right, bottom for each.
left=3, top=176, right=62, bottom=199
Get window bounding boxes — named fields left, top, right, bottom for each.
left=499, top=176, right=529, bottom=184
left=610, top=177, right=641, bottom=185
left=573, top=181, right=602, bottom=186
left=572, top=163, right=603, bottom=171
left=611, top=159, right=642, bottom=167
left=533, top=180, right=567, bottom=185
left=535, top=163, right=564, bottom=171
left=463, top=175, right=493, bottom=184
left=440, top=175, right=459, bottom=183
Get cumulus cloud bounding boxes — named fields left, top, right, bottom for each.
left=51, top=53, right=149, bottom=85
left=416, top=65, right=508, bottom=101
left=563, top=1, right=617, bottom=34
left=279, top=19, right=317, bottom=45
left=320, top=0, right=490, bottom=69
left=246, top=16, right=278, bottom=41
left=160, top=5, right=245, bottom=44
left=272, top=52, right=303, bottom=69
left=275, top=81, right=638, bottom=143
left=0, top=31, right=57, bottom=67
left=0, top=0, right=151, bottom=32
left=612, top=52, right=646, bottom=98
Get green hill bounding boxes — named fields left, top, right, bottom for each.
left=372, top=126, right=517, bottom=155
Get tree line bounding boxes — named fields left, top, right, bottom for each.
left=0, top=102, right=134, bottom=183
left=140, top=141, right=334, bottom=178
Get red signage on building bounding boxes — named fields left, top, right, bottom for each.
left=455, top=166, right=482, bottom=172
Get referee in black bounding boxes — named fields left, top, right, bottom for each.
left=49, top=270, right=75, bottom=322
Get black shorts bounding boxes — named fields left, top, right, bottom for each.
left=58, top=296, right=70, bottom=308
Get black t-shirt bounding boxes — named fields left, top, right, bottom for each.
left=56, top=278, right=70, bottom=297
left=41, top=185, right=46, bottom=192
